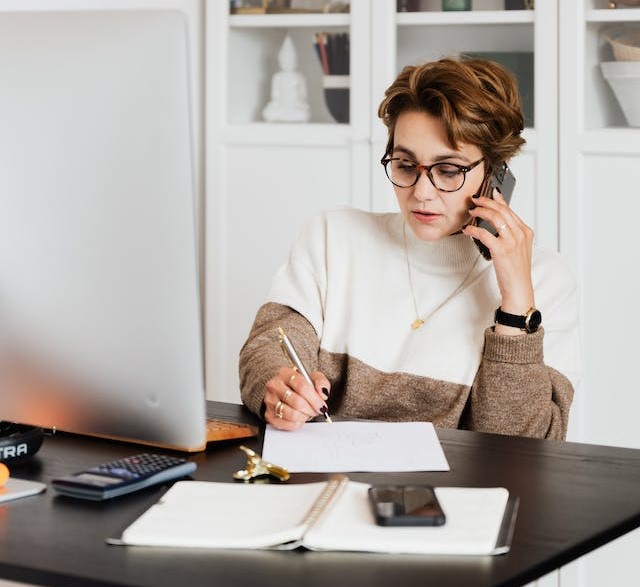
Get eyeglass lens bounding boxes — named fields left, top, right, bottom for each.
left=386, top=159, right=468, bottom=191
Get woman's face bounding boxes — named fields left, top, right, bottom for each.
left=390, top=110, right=486, bottom=242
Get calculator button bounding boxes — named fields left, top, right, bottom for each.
left=108, top=468, right=140, bottom=479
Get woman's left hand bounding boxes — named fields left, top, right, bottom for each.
left=462, top=190, right=535, bottom=333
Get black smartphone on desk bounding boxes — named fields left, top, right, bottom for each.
left=368, top=485, right=446, bottom=526
left=472, top=161, right=516, bottom=260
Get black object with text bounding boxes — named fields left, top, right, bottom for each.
left=472, top=161, right=516, bottom=260
left=51, top=453, right=196, bottom=501
left=368, top=485, right=446, bottom=527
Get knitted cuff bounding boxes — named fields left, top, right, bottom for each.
left=243, top=380, right=269, bottom=419
left=483, top=326, right=544, bottom=364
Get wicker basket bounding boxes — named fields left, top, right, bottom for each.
left=605, top=30, right=640, bottom=61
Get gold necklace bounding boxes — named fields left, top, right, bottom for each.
left=403, top=222, right=482, bottom=330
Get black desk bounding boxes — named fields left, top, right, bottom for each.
left=1, top=401, right=639, bottom=587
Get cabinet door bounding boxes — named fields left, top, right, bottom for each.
left=560, top=0, right=640, bottom=449
left=559, top=1, right=640, bottom=585
left=205, top=0, right=371, bottom=403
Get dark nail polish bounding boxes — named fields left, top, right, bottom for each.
left=322, top=387, right=330, bottom=399
left=319, top=406, right=328, bottom=415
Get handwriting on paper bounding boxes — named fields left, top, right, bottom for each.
left=262, top=421, right=450, bottom=473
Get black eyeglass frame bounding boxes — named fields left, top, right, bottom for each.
left=380, top=156, right=484, bottom=192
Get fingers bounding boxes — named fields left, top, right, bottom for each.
left=263, top=367, right=329, bottom=431
left=464, top=190, right=536, bottom=314
left=264, top=400, right=304, bottom=431
left=473, top=191, right=517, bottom=230
left=288, top=369, right=329, bottom=415
left=311, top=371, right=331, bottom=401
left=464, top=190, right=533, bottom=258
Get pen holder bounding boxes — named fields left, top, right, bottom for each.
left=323, top=75, right=350, bottom=124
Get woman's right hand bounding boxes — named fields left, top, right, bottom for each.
left=263, top=366, right=330, bottom=431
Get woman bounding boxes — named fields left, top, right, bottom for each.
left=239, top=57, right=580, bottom=439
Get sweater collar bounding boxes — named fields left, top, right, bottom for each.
left=389, top=213, right=483, bottom=275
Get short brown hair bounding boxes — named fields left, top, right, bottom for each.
left=378, top=57, right=525, bottom=171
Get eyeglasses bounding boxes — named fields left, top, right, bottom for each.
left=381, top=156, right=484, bottom=192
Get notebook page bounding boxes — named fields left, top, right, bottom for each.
left=117, top=481, right=326, bottom=549
left=303, top=483, right=509, bottom=555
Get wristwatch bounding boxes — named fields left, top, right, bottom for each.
left=494, top=306, right=542, bottom=333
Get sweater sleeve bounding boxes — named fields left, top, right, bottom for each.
left=465, top=327, right=574, bottom=439
left=239, top=302, right=321, bottom=418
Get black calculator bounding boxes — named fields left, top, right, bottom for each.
left=51, top=453, right=197, bottom=501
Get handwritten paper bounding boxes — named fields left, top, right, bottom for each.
left=262, top=421, right=450, bottom=473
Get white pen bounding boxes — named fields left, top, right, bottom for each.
left=277, top=327, right=332, bottom=423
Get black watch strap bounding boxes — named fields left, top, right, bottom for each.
left=494, top=307, right=542, bottom=333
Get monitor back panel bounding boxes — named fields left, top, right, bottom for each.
left=0, top=10, right=206, bottom=451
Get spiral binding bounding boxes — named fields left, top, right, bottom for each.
left=300, top=474, right=349, bottom=532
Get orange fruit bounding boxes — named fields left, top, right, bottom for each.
left=0, top=463, right=9, bottom=487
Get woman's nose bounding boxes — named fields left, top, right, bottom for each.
left=412, top=171, right=438, bottom=202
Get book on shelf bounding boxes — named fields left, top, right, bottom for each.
left=108, top=475, right=518, bottom=555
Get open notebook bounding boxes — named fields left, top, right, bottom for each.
left=108, top=476, right=518, bottom=555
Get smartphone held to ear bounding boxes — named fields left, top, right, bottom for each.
left=471, top=161, right=516, bottom=260
left=368, top=485, right=446, bottom=526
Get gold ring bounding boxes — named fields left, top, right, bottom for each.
left=289, top=373, right=296, bottom=385
left=497, top=223, right=508, bottom=234
left=275, top=401, right=284, bottom=419
left=283, top=389, right=293, bottom=403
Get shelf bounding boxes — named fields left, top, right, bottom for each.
left=222, top=123, right=358, bottom=147
left=229, top=13, right=350, bottom=28
left=586, top=8, right=640, bottom=23
left=396, top=10, right=534, bottom=26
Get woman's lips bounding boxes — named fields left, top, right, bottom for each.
left=412, top=210, right=441, bottom=224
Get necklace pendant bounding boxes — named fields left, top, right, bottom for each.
left=411, top=318, right=425, bottom=330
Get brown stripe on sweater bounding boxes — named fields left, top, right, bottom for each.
left=240, top=302, right=574, bottom=440
left=318, top=349, right=469, bottom=427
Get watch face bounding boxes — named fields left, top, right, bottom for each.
left=526, top=310, right=542, bottom=332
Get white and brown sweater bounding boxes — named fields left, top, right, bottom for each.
left=240, top=208, right=580, bottom=440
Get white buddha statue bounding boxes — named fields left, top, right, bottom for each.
left=262, top=35, right=310, bottom=123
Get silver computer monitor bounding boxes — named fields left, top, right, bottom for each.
left=0, top=10, right=207, bottom=451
